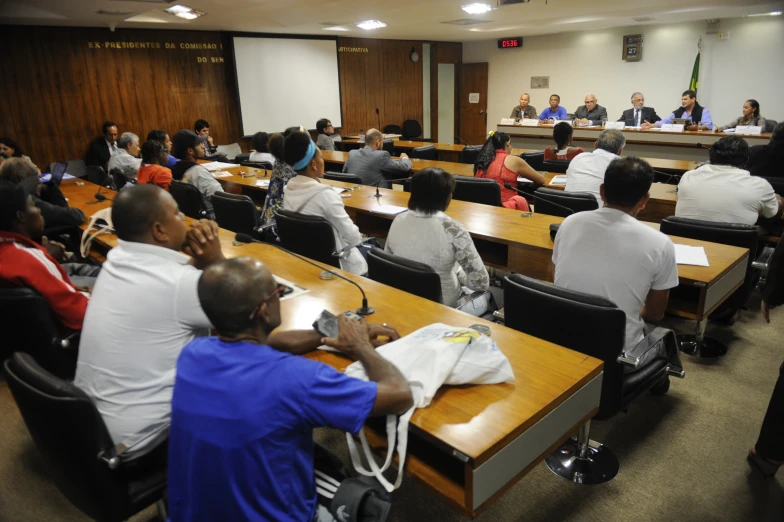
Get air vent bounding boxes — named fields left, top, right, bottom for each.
left=110, top=0, right=173, bottom=3
left=632, top=16, right=655, bottom=22
left=97, top=9, right=134, bottom=15
left=441, top=18, right=492, bottom=25
left=498, top=0, right=532, bottom=5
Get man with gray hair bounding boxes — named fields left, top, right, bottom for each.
left=342, top=128, right=412, bottom=187
left=565, top=129, right=626, bottom=203
left=574, top=93, right=608, bottom=126
left=618, top=92, right=661, bottom=127
left=107, top=131, right=142, bottom=181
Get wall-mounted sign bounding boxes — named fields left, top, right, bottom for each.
left=469, top=93, right=480, bottom=103
left=623, top=34, right=643, bottom=62
left=339, top=46, right=369, bottom=53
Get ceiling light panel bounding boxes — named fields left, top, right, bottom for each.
left=355, top=20, right=386, bottom=30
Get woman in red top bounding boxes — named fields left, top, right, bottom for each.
left=137, top=140, right=173, bottom=191
left=474, top=131, right=545, bottom=210
left=544, top=122, right=585, bottom=161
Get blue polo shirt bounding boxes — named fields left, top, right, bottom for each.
left=168, top=337, right=378, bottom=522
left=166, top=154, right=179, bottom=168
left=539, top=106, right=568, bottom=120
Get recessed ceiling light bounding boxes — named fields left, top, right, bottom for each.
left=164, top=4, right=191, bottom=14
left=323, top=26, right=350, bottom=31
left=355, top=20, right=386, bottom=30
left=748, top=11, right=782, bottom=16
left=461, top=3, right=493, bottom=14
left=176, top=11, right=200, bottom=20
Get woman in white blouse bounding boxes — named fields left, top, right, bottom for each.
left=385, top=168, right=490, bottom=307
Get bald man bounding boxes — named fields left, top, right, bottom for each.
left=574, top=94, right=608, bottom=126
left=343, top=128, right=412, bottom=188
left=168, top=257, right=413, bottom=522
left=510, top=93, right=537, bottom=120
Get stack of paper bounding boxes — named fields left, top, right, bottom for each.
left=517, top=177, right=534, bottom=184
left=202, top=161, right=237, bottom=172
left=331, top=186, right=347, bottom=194
left=549, top=175, right=567, bottom=186
left=370, top=205, right=408, bottom=216
left=256, top=179, right=271, bottom=187
left=674, top=244, right=710, bottom=266
left=211, top=171, right=234, bottom=178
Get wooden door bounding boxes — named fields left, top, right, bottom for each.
left=458, top=63, right=489, bottom=146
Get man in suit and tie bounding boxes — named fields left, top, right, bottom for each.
left=84, top=121, right=119, bottom=169
left=343, top=128, right=412, bottom=188
left=618, top=92, right=661, bottom=128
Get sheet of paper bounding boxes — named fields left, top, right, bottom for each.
left=202, top=161, right=238, bottom=172
left=274, top=275, right=309, bottom=301
left=211, top=171, right=234, bottom=178
left=674, top=244, right=710, bottom=266
left=39, top=173, right=76, bottom=182
left=255, top=179, right=270, bottom=187
left=331, top=186, right=347, bottom=193
left=370, top=205, right=408, bottom=216
left=517, top=177, right=534, bottom=184
left=549, top=175, right=568, bottom=186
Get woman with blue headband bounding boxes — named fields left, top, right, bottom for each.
left=282, top=131, right=368, bottom=275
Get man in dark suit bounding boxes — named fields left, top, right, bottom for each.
left=84, top=121, right=118, bottom=169
left=748, top=121, right=784, bottom=179
left=342, top=128, right=412, bottom=188
left=617, top=92, right=660, bottom=127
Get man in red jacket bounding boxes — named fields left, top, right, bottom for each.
left=0, top=180, right=88, bottom=330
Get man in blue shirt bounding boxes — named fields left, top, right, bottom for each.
left=643, top=89, right=713, bottom=131
left=168, top=257, right=413, bottom=522
left=538, top=94, right=568, bottom=122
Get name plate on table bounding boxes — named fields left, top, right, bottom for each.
left=499, top=118, right=516, bottom=125
left=660, top=124, right=685, bottom=133
left=735, top=126, right=762, bottom=135
left=520, top=119, right=540, bottom=127
left=604, top=121, right=625, bottom=130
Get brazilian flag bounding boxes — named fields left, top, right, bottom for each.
left=689, top=40, right=701, bottom=93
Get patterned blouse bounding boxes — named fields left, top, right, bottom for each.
left=719, top=115, right=767, bottom=132
left=260, top=160, right=297, bottom=229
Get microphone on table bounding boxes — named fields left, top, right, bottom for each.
left=234, top=233, right=375, bottom=315
left=454, top=136, right=468, bottom=146
left=367, top=177, right=412, bottom=199
left=90, top=176, right=113, bottom=203
left=375, top=107, right=381, bottom=131
left=653, top=170, right=680, bottom=186
left=503, top=183, right=575, bottom=216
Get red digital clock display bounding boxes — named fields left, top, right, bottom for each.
left=498, top=37, right=523, bottom=49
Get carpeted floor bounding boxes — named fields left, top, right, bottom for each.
left=1, top=305, right=782, bottom=522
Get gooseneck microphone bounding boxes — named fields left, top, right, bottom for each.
left=234, top=233, right=374, bottom=315
left=503, top=183, right=576, bottom=216
left=454, top=136, right=468, bottom=146
left=375, top=107, right=381, bottom=131
left=366, top=177, right=412, bottom=199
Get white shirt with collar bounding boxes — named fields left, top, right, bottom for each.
left=74, top=240, right=211, bottom=452
left=106, top=140, right=118, bottom=156
left=564, top=148, right=620, bottom=204
left=553, top=207, right=679, bottom=353
left=107, top=148, right=142, bottom=178
left=675, top=164, right=779, bottom=226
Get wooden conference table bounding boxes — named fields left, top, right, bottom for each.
left=62, top=180, right=602, bottom=516
left=497, top=123, right=771, bottom=162
left=212, top=165, right=748, bottom=323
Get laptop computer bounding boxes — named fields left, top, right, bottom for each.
left=49, top=161, right=68, bottom=186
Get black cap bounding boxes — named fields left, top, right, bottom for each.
left=171, top=129, right=208, bottom=160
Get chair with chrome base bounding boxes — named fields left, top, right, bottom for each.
left=660, top=216, right=764, bottom=357
left=274, top=209, right=341, bottom=268
left=534, top=187, right=598, bottom=217
left=3, top=352, right=168, bottom=522
left=212, top=192, right=267, bottom=240
left=503, top=274, right=684, bottom=484
left=367, top=248, right=443, bottom=303
left=453, top=177, right=502, bottom=207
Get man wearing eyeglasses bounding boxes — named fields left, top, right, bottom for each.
left=618, top=92, right=661, bottom=128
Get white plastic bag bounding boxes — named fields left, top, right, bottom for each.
left=344, top=323, right=514, bottom=492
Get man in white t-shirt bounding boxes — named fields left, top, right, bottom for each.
left=565, top=129, right=625, bottom=204
left=676, top=135, right=782, bottom=229
left=553, top=157, right=679, bottom=357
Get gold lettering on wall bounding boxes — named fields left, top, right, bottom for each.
left=86, top=40, right=224, bottom=63
left=339, top=47, right=369, bottom=53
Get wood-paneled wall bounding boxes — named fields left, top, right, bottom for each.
left=0, top=28, right=460, bottom=168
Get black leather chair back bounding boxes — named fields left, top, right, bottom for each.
left=459, top=145, right=482, bottom=165
left=764, top=119, right=777, bottom=133
left=382, top=139, right=395, bottom=155
left=409, top=145, right=437, bottom=160
left=109, top=168, right=131, bottom=191
left=212, top=192, right=261, bottom=237
left=86, top=165, right=107, bottom=186
left=0, top=287, right=77, bottom=379
left=401, top=120, right=422, bottom=140
left=367, top=248, right=443, bottom=303
left=453, top=177, right=502, bottom=207
left=521, top=151, right=545, bottom=171
left=759, top=175, right=784, bottom=196
left=3, top=353, right=166, bottom=522
left=169, top=180, right=207, bottom=219
left=274, top=209, right=341, bottom=268
left=241, top=161, right=274, bottom=171
left=383, top=124, right=403, bottom=135
left=534, top=187, right=598, bottom=217
left=542, top=158, right=571, bottom=174
left=233, top=152, right=251, bottom=164
left=503, top=274, right=628, bottom=419
left=325, top=171, right=363, bottom=184
left=660, top=216, right=759, bottom=310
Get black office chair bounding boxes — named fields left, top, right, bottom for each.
left=382, top=139, right=395, bottom=156
left=169, top=180, right=208, bottom=219
left=86, top=165, right=108, bottom=186
left=534, top=187, right=598, bottom=217
left=109, top=168, right=131, bottom=191
left=212, top=192, right=265, bottom=239
left=50, top=160, right=87, bottom=179
left=764, top=119, right=777, bottom=133
left=759, top=175, right=784, bottom=196
left=274, top=209, right=341, bottom=268
left=0, top=287, right=79, bottom=379
left=520, top=151, right=545, bottom=171
left=241, top=161, right=274, bottom=172
left=409, top=145, right=437, bottom=160
left=401, top=120, right=422, bottom=140
left=459, top=145, right=482, bottom=165
left=367, top=248, right=443, bottom=303
left=453, top=177, right=502, bottom=207
left=383, top=124, right=403, bottom=135
left=325, top=171, right=363, bottom=184
left=233, top=152, right=251, bottom=164
left=3, top=353, right=168, bottom=522
left=542, top=158, right=571, bottom=174
left=660, top=216, right=762, bottom=357
left=503, top=274, right=684, bottom=484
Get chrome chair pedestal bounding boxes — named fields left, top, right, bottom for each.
left=678, top=319, right=727, bottom=358
left=545, top=421, right=619, bottom=484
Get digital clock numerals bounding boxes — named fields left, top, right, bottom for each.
left=498, top=37, right=523, bottom=49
